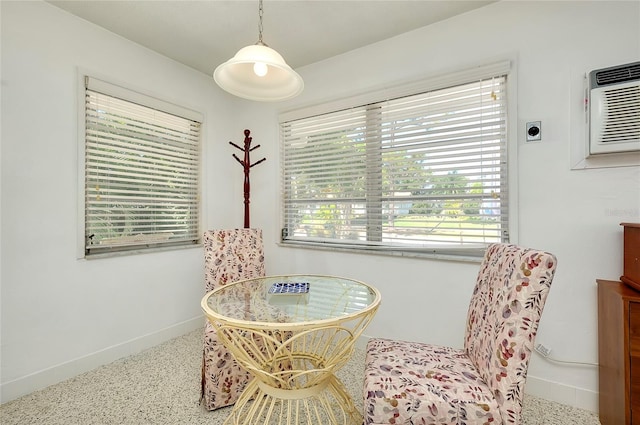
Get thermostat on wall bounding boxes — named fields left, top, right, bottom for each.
left=526, top=121, right=541, bottom=142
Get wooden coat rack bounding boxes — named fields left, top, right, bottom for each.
left=230, top=129, right=266, bottom=228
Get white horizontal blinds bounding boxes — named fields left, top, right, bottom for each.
left=281, top=106, right=370, bottom=243
left=377, top=76, right=508, bottom=247
left=85, top=79, right=201, bottom=254
left=281, top=69, right=508, bottom=253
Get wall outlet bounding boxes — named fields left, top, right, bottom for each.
left=535, top=343, right=552, bottom=357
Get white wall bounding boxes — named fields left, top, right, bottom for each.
left=260, top=0, right=639, bottom=412
left=0, top=0, right=248, bottom=402
left=2, top=0, right=639, bottom=414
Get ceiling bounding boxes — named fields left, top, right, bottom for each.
left=47, top=0, right=495, bottom=76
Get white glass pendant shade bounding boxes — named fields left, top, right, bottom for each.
left=214, top=44, right=304, bottom=102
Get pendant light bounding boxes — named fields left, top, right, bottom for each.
left=213, top=0, right=304, bottom=102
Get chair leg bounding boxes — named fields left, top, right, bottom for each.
left=200, top=350, right=205, bottom=404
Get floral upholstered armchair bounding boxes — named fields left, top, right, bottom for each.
left=201, top=229, right=265, bottom=411
left=363, top=243, right=557, bottom=425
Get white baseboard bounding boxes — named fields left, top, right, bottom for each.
left=3, top=326, right=599, bottom=413
left=356, top=334, right=371, bottom=351
left=0, top=316, right=203, bottom=404
left=356, top=334, right=598, bottom=413
left=524, top=375, right=598, bottom=413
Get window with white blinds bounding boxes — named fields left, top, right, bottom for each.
left=280, top=66, right=510, bottom=258
left=84, top=77, right=202, bottom=256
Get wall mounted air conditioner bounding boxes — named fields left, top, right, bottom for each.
left=588, top=61, right=640, bottom=156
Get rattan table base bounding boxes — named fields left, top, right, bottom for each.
left=222, top=373, right=361, bottom=425
left=202, top=275, right=381, bottom=425
left=214, top=323, right=372, bottom=425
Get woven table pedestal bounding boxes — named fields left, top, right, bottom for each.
left=202, top=275, right=381, bottom=425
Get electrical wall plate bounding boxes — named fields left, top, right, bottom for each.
left=526, top=121, right=542, bottom=141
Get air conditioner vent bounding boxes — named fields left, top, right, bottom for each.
left=594, top=63, right=640, bottom=87
left=588, top=61, right=640, bottom=156
left=598, top=85, right=640, bottom=143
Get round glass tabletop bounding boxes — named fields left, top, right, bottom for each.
left=202, top=274, right=381, bottom=327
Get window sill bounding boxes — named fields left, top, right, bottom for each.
left=83, top=242, right=202, bottom=260
left=277, top=240, right=484, bottom=263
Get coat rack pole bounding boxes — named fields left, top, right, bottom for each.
left=230, top=129, right=266, bottom=228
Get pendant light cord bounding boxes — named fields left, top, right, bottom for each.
left=257, top=0, right=265, bottom=45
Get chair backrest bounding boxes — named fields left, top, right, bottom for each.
left=464, top=243, right=557, bottom=424
left=203, top=229, right=265, bottom=293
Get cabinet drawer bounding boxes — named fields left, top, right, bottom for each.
left=633, top=356, right=640, bottom=411
left=631, top=302, right=640, bottom=336
left=632, top=302, right=640, bottom=416
left=632, top=302, right=640, bottom=357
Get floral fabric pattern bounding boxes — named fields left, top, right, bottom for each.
left=201, top=229, right=265, bottom=411
left=364, top=243, right=557, bottom=425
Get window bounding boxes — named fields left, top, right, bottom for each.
left=83, top=77, right=202, bottom=256
left=280, top=62, right=511, bottom=259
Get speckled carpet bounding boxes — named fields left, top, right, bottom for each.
left=0, top=328, right=600, bottom=424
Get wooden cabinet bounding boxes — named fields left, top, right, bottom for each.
left=622, top=223, right=640, bottom=292
left=598, top=279, right=640, bottom=425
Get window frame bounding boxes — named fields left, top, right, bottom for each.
left=279, top=61, right=518, bottom=261
left=77, top=75, right=203, bottom=258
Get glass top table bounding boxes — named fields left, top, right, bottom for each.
left=203, top=274, right=379, bottom=327
left=201, top=274, right=381, bottom=425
